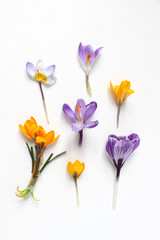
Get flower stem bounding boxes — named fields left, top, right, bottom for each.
left=86, top=74, right=92, bottom=97
left=79, top=130, right=83, bottom=146
left=117, top=104, right=121, bottom=128
left=113, top=177, right=119, bottom=210
left=74, top=179, right=80, bottom=207
left=39, top=82, right=49, bottom=124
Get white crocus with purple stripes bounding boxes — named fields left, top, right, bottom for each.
left=26, top=60, right=56, bottom=123
left=106, top=134, right=140, bottom=209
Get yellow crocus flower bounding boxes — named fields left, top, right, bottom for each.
left=67, top=160, right=85, bottom=206
left=110, top=80, right=134, bottom=105
left=110, top=81, right=134, bottom=127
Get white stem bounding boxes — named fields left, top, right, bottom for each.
left=113, top=178, right=119, bottom=210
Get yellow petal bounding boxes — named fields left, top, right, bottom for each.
left=35, top=126, right=46, bottom=138
left=36, top=136, right=48, bottom=144
left=19, top=124, right=32, bottom=138
left=67, top=160, right=85, bottom=179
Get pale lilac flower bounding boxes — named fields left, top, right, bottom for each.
left=62, top=99, right=98, bottom=146
left=78, top=43, right=103, bottom=96
left=26, top=60, right=56, bottom=86
left=26, top=60, right=56, bottom=123
left=106, top=134, right=140, bottom=209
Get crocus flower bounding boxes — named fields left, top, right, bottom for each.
left=106, top=134, right=140, bottom=209
left=62, top=99, right=98, bottom=146
left=67, top=160, right=85, bottom=206
left=78, top=42, right=103, bottom=96
left=110, top=80, right=134, bottom=128
left=16, top=117, right=66, bottom=200
left=26, top=60, right=56, bottom=123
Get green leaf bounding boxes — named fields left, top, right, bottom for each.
left=40, top=151, right=66, bottom=173
left=26, top=143, right=34, bottom=166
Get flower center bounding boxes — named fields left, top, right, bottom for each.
left=77, top=105, right=82, bottom=121
left=34, top=69, right=47, bottom=83
left=86, top=54, right=91, bottom=64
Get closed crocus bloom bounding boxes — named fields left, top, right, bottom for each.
left=106, top=134, right=140, bottom=209
left=78, top=43, right=103, bottom=96
left=110, top=80, right=134, bottom=128
left=67, top=160, right=85, bottom=179
left=67, top=160, right=85, bottom=206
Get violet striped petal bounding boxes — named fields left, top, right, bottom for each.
left=83, top=120, right=99, bottom=128
left=83, top=102, right=97, bottom=123
left=106, top=135, right=118, bottom=162
left=128, top=133, right=140, bottom=152
left=114, top=140, right=133, bottom=165
left=62, top=104, right=76, bottom=122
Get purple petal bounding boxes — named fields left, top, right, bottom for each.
left=62, top=104, right=76, bottom=122
left=78, top=43, right=85, bottom=65
left=114, top=140, right=133, bottom=165
left=26, top=62, right=36, bottom=78
left=128, top=133, right=140, bottom=152
left=44, top=65, right=55, bottom=77
left=83, top=120, right=99, bottom=128
left=84, top=45, right=94, bottom=64
left=83, top=101, right=97, bottom=123
left=106, top=135, right=118, bottom=162
left=75, top=99, right=86, bottom=121
left=78, top=43, right=94, bottom=66
left=71, top=123, right=83, bottom=132
left=94, top=47, right=103, bottom=59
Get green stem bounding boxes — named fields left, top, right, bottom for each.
left=86, top=74, right=92, bottom=97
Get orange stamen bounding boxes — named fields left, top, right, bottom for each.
left=77, top=105, right=82, bottom=121
left=86, top=54, right=91, bottom=64
left=37, top=69, right=39, bottom=76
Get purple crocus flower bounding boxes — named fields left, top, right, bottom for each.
left=62, top=99, right=99, bottom=146
left=26, top=60, right=56, bottom=124
left=78, top=43, right=103, bottom=97
left=106, top=134, right=140, bottom=209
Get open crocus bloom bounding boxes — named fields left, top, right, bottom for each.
left=106, top=134, right=140, bottom=209
left=67, top=160, right=85, bottom=206
left=110, top=80, right=134, bottom=128
left=26, top=60, right=57, bottom=123
left=26, top=60, right=56, bottom=86
left=62, top=99, right=98, bottom=146
left=78, top=43, right=103, bottom=96
left=19, top=117, right=60, bottom=147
